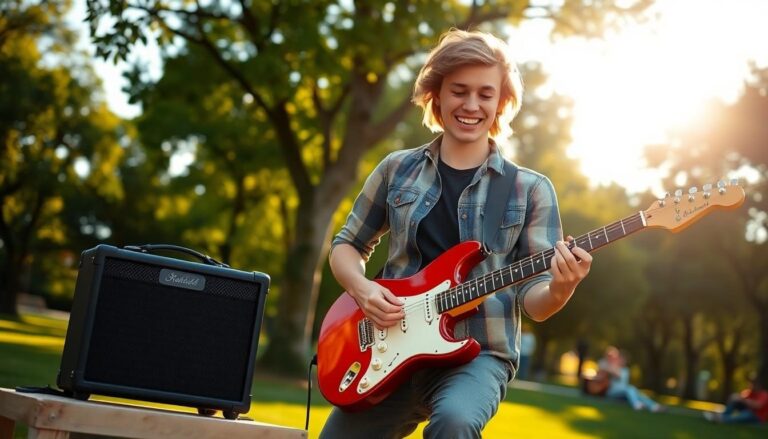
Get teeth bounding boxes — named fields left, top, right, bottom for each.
left=457, top=116, right=481, bottom=125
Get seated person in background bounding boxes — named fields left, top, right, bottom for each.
left=704, top=376, right=768, bottom=424
left=597, top=346, right=665, bottom=412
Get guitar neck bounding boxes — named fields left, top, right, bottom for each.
left=435, top=212, right=647, bottom=313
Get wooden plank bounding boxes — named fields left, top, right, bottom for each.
left=28, top=427, right=70, bottom=439
left=0, top=388, right=306, bottom=439
left=0, top=414, right=16, bottom=438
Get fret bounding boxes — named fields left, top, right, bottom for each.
left=620, top=219, right=626, bottom=235
left=587, top=232, right=593, bottom=249
left=521, top=259, right=533, bottom=277
left=602, top=226, right=609, bottom=243
left=592, top=231, right=604, bottom=247
left=606, top=221, right=623, bottom=241
left=494, top=272, right=503, bottom=290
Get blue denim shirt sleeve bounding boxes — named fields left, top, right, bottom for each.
left=331, top=153, right=392, bottom=261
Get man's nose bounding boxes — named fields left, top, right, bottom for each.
left=462, top=94, right=480, bottom=111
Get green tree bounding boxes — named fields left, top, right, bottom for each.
left=0, top=0, right=125, bottom=315
left=85, top=0, right=653, bottom=372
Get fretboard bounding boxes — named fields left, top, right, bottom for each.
left=434, top=212, right=647, bottom=313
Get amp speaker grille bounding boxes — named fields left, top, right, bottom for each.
left=83, top=257, right=260, bottom=401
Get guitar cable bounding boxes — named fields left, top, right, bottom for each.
left=305, top=354, right=318, bottom=431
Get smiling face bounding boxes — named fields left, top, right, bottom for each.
left=435, top=64, right=503, bottom=150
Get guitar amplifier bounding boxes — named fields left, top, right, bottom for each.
left=57, top=244, right=269, bottom=419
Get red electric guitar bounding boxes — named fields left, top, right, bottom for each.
left=317, top=180, right=745, bottom=411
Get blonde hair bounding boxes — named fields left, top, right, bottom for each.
left=412, top=29, right=524, bottom=140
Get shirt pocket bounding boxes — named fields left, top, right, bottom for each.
left=493, top=206, right=525, bottom=254
left=387, top=187, right=420, bottom=234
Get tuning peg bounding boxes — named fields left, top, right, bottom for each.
left=688, top=186, right=697, bottom=202
left=717, top=180, right=726, bottom=195
left=730, top=178, right=739, bottom=186
left=659, top=192, right=669, bottom=207
left=703, top=183, right=712, bottom=199
left=674, top=189, right=682, bottom=204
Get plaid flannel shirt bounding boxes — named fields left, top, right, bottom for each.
left=332, top=136, right=563, bottom=368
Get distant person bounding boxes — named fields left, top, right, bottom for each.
left=597, top=346, right=664, bottom=412
left=576, top=338, right=589, bottom=380
left=518, top=325, right=536, bottom=380
left=704, top=377, right=768, bottom=424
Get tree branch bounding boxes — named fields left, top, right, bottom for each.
left=367, top=93, right=414, bottom=147
left=313, top=82, right=351, bottom=172
left=272, top=101, right=313, bottom=201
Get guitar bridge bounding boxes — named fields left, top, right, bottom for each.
left=358, top=318, right=374, bottom=351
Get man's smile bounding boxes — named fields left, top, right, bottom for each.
left=456, top=116, right=483, bottom=126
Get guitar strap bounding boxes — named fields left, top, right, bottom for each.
left=483, top=161, right=518, bottom=254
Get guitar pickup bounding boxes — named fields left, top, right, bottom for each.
left=358, top=318, right=374, bottom=351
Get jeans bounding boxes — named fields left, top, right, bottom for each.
left=722, top=401, right=761, bottom=423
left=606, top=382, right=659, bottom=410
left=319, top=353, right=512, bottom=439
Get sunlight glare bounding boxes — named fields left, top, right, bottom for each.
left=509, top=0, right=768, bottom=193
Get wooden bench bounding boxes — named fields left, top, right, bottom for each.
left=0, top=387, right=307, bottom=438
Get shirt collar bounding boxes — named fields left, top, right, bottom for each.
left=424, top=135, right=507, bottom=175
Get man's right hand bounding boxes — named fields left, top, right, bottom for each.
left=349, top=280, right=405, bottom=329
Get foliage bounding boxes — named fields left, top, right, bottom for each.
left=0, top=0, right=125, bottom=314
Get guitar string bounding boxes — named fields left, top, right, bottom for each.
left=394, top=213, right=647, bottom=315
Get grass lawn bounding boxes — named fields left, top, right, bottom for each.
left=1, top=311, right=765, bottom=438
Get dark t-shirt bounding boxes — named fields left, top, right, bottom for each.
left=417, top=158, right=479, bottom=269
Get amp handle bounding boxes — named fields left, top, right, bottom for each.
left=123, top=244, right=230, bottom=268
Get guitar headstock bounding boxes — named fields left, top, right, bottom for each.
left=643, top=179, right=746, bottom=233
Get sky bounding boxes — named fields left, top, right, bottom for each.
left=69, top=0, right=768, bottom=194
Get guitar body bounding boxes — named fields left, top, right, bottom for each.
left=317, top=241, right=487, bottom=411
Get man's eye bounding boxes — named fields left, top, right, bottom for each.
left=452, top=92, right=466, bottom=96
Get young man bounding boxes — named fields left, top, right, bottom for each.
left=320, top=29, right=593, bottom=438
left=704, top=377, right=768, bottom=424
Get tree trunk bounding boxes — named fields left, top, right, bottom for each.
left=758, top=307, right=768, bottom=388
left=257, top=195, right=337, bottom=374
left=715, top=322, right=742, bottom=402
left=681, top=317, right=700, bottom=400
left=531, top=331, right=551, bottom=380
left=0, top=253, right=22, bottom=315
left=639, top=330, right=668, bottom=394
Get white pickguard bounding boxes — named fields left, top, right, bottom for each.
left=356, top=280, right=468, bottom=394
